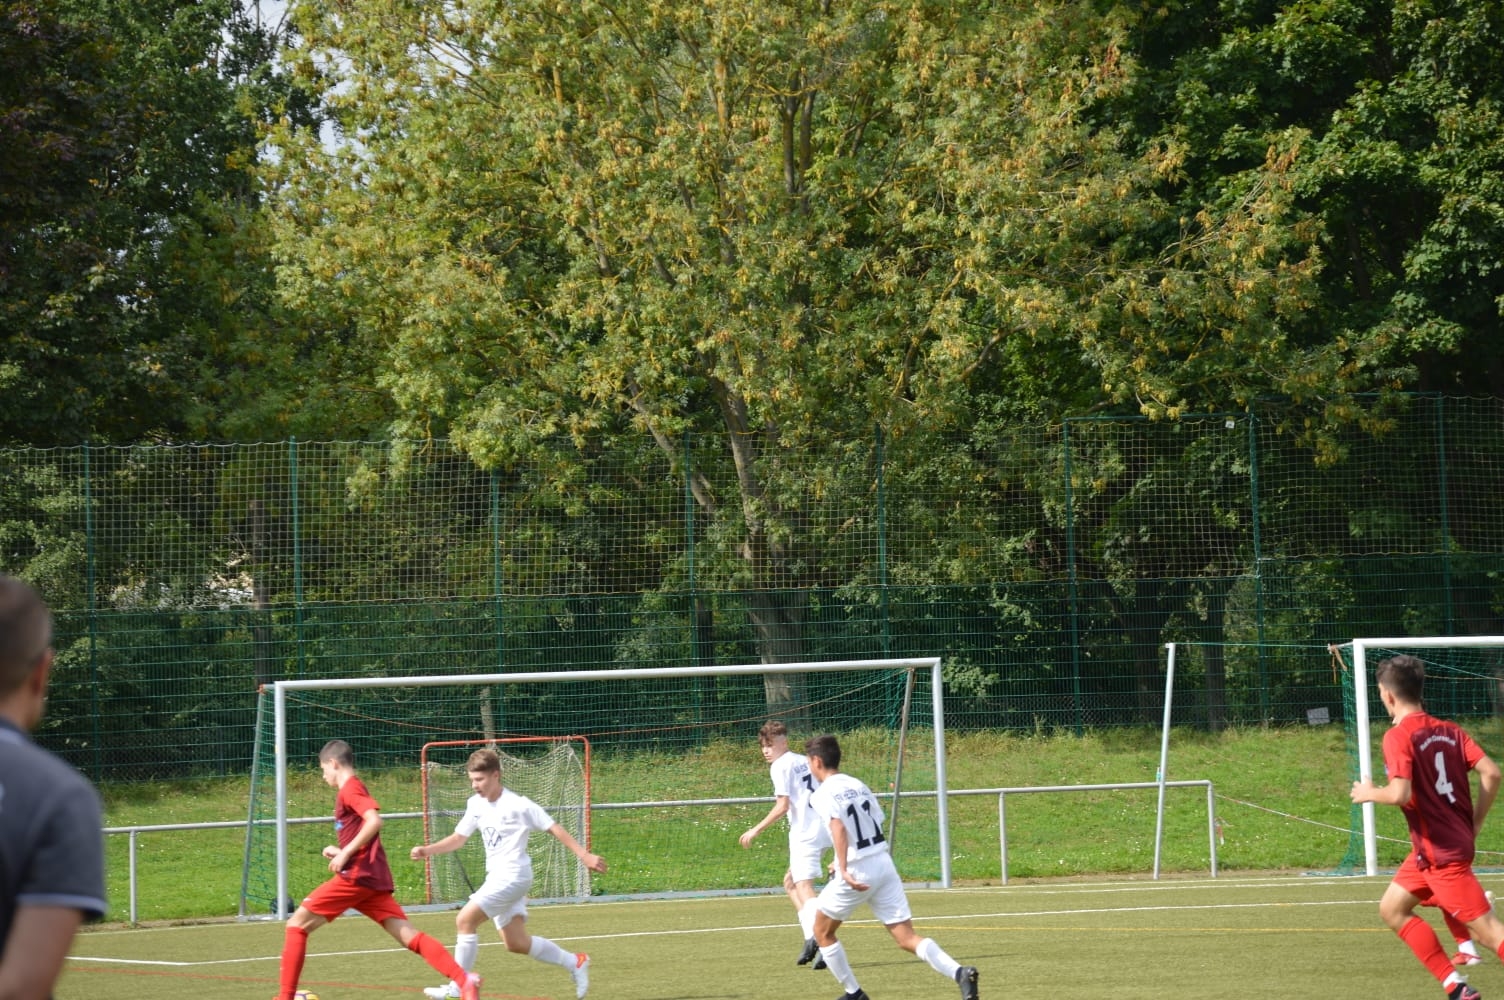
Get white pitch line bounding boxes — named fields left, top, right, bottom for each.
left=69, top=893, right=1387, bottom=968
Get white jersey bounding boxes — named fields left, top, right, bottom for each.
left=455, top=786, right=556, bottom=879
left=771, top=751, right=831, bottom=848
left=809, top=770, right=888, bottom=862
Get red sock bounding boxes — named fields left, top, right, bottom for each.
left=408, top=930, right=466, bottom=983
left=1398, top=915, right=1456, bottom=984
left=1442, top=910, right=1470, bottom=947
left=279, top=924, right=310, bottom=1000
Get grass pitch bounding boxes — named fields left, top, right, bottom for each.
left=65, top=874, right=1479, bottom=1000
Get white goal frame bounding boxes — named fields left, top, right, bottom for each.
left=266, top=657, right=949, bottom=918
left=1346, top=636, right=1504, bottom=876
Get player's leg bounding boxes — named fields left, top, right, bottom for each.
left=1421, top=896, right=1483, bottom=966
left=423, top=902, right=489, bottom=1000
left=1444, top=911, right=1482, bottom=966
left=790, top=838, right=827, bottom=967
left=792, top=880, right=826, bottom=968
left=813, top=909, right=866, bottom=998
left=276, top=906, right=329, bottom=1000
left=1382, top=865, right=1471, bottom=997
left=1423, top=866, right=1497, bottom=1000
left=1445, top=870, right=1504, bottom=962
left=868, top=858, right=979, bottom=1000
left=812, top=876, right=869, bottom=999
left=368, top=891, right=478, bottom=1000
left=496, top=904, right=592, bottom=999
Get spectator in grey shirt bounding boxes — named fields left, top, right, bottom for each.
left=0, top=576, right=106, bottom=999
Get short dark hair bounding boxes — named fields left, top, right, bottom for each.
left=804, top=734, right=841, bottom=770
left=0, top=576, right=52, bottom=697
left=319, top=739, right=355, bottom=767
left=1375, top=654, right=1425, bottom=704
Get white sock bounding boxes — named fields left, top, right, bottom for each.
left=917, top=936, right=960, bottom=979
left=798, top=899, right=818, bottom=939
left=455, top=933, right=479, bottom=973
left=819, top=942, right=860, bottom=994
left=528, top=934, right=573, bottom=969
left=1459, top=940, right=1480, bottom=958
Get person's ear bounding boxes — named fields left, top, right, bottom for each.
left=27, top=648, right=53, bottom=694
left=22, top=647, right=54, bottom=726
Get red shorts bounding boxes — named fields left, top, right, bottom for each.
left=1395, top=854, right=1493, bottom=922
left=302, top=876, right=408, bottom=924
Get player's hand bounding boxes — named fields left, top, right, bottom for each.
left=584, top=853, right=608, bottom=873
left=321, top=845, right=339, bottom=860
left=838, top=869, right=868, bottom=891
left=738, top=830, right=756, bottom=848
left=1351, top=779, right=1374, bottom=804
left=410, top=845, right=428, bottom=860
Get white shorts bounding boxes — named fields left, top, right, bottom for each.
left=470, top=871, right=532, bottom=929
left=815, top=850, right=911, bottom=925
left=788, top=837, right=826, bottom=884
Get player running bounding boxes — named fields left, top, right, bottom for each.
left=412, top=747, right=607, bottom=999
left=738, top=719, right=833, bottom=968
left=1351, top=654, right=1504, bottom=1000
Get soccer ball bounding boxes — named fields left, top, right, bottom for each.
left=293, top=991, right=319, bottom=1000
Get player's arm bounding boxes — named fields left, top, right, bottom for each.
left=1351, top=774, right=1411, bottom=807
left=547, top=823, right=608, bottom=872
left=0, top=904, right=86, bottom=999
left=1473, top=753, right=1502, bottom=830
left=410, top=830, right=470, bottom=860
left=739, top=795, right=791, bottom=847
left=828, top=816, right=868, bottom=890
left=328, top=806, right=383, bottom=871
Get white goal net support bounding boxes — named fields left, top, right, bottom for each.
left=1342, top=636, right=1504, bottom=876
left=242, top=658, right=950, bottom=919
left=419, top=737, right=591, bottom=904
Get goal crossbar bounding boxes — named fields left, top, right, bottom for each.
left=1345, top=636, right=1504, bottom=876
left=265, top=657, right=948, bottom=917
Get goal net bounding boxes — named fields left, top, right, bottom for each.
left=419, top=737, right=590, bottom=904
left=1334, top=636, right=1504, bottom=876
left=241, top=657, right=948, bottom=919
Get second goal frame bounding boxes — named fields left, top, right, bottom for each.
left=1346, top=635, right=1504, bottom=877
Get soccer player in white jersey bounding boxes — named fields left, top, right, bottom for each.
left=739, top=719, right=833, bottom=967
left=411, top=748, right=607, bottom=999
left=805, top=734, right=979, bottom=1000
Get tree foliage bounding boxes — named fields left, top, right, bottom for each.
left=1113, top=0, right=1504, bottom=422
left=0, top=0, right=345, bottom=445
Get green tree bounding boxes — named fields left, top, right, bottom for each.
left=0, top=0, right=351, bottom=445
left=1110, top=0, right=1504, bottom=421
left=269, top=0, right=1144, bottom=702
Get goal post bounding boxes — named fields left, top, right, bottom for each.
left=243, top=657, right=948, bottom=919
left=419, top=737, right=591, bottom=905
left=1341, top=636, right=1504, bottom=877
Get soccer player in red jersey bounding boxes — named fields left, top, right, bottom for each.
left=1351, top=654, right=1504, bottom=1000
left=275, top=740, right=480, bottom=1000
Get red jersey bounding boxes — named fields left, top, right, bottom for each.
left=333, top=775, right=394, bottom=892
left=1382, top=711, right=1486, bottom=869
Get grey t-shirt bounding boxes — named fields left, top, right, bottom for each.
left=0, top=718, right=107, bottom=956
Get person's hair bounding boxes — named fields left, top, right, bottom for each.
left=0, top=576, right=52, bottom=697
left=804, top=734, right=841, bottom=770
left=319, top=739, right=355, bottom=767
left=1376, top=654, right=1425, bottom=705
left=467, top=748, right=501, bottom=774
left=758, top=720, right=789, bottom=746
